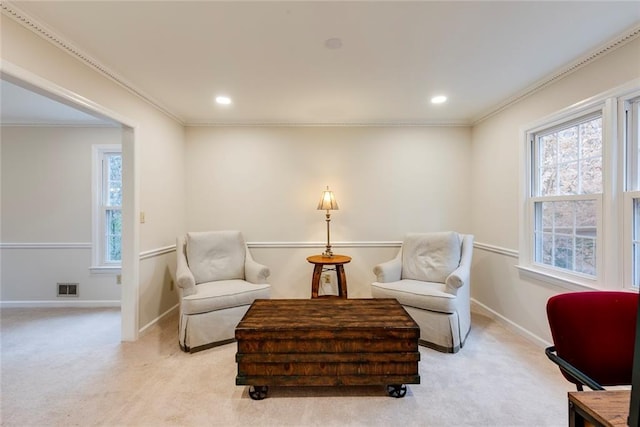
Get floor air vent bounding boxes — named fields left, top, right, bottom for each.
left=57, top=282, right=79, bottom=297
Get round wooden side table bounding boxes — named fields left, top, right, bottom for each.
left=306, top=254, right=352, bottom=299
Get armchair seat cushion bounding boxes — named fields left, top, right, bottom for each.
left=371, top=280, right=456, bottom=314
left=181, top=280, right=270, bottom=315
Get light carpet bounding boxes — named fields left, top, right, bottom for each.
left=1, top=306, right=571, bottom=426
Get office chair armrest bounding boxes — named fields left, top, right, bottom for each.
left=544, top=346, right=605, bottom=391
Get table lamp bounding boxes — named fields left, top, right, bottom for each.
left=317, top=186, right=339, bottom=257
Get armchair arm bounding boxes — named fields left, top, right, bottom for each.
left=244, top=247, right=270, bottom=284
left=445, top=234, right=474, bottom=294
left=175, top=237, right=196, bottom=296
left=373, top=250, right=402, bottom=283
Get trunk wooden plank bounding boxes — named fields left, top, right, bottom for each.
left=235, top=299, right=420, bottom=389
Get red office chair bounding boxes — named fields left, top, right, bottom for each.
left=545, top=291, right=638, bottom=391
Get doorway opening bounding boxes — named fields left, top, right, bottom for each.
left=0, top=70, right=138, bottom=341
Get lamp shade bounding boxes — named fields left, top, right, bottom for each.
left=317, top=186, right=339, bottom=211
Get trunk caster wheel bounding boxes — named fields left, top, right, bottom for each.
left=248, top=385, right=268, bottom=400
left=387, top=384, right=407, bottom=398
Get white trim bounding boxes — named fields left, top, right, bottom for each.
left=185, top=120, right=471, bottom=127
left=0, top=61, right=136, bottom=128
left=0, top=300, right=120, bottom=308
left=138, top=303, right=179, bottom=336
left=515, top=265, right=599, bottom=292
left=1, top=122, right=119, bottom=128
left=247, top=241, right=403, bottom=249
left=147, top=240, right=505, bottom=253
left=89, top=266, right=121, bottom=275
left=0, top=240, right=524, bottom=257
left=140, top=245, right=176, bottom=260
left=0, top=242, right=91, bottom=249
left=120, top=126, right=139, bottom=342
left=473, top=242, right=518, bottom=258
left=471, top=299, right=552, bottom=349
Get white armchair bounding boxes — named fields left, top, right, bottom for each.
left=371, top=231, right=473, bottom=353
left=176, top=230, right=271, bottom=352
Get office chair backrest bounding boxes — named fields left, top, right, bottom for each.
left=547, top=291, right=637, bottom=387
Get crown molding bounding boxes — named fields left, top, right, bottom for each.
left=472, top=24, right=640, bottom=125
left=185, top=119, right=471, bottom=127
left=1, top=1, right=184, bottom=125
left=3, top=1, right=638, bottom=129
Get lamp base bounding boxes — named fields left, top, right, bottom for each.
left=322, top=248, right=334, bottom=257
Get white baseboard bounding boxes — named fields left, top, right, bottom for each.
left=0, top=300, right=120, bottom=308
left=471, top=298, right=552, bottom=349
left=139, top=303, right=179, bottom=336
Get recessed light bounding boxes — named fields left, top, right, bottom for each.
left=215, top=96, right=232, bottom=105
left=431, top=95, right=447, bottom=104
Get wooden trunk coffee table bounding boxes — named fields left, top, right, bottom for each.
left=235, top=298, right=420, bottom=399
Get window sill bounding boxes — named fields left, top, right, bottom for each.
left=515, top=265, right=600, bottom=292
left=89, top=266, right=121, bottom=275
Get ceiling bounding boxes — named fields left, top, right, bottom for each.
left=2, top=1, right=640, bottom=126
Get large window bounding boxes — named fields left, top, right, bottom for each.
left=532, top=114, right=602, bottom=277
left=522, top=82, right=640, bottom=291
left=92, top=145, right=122, bottom=272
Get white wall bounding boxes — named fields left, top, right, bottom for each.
left=1, top=126, right=121, bottom=303
left=1, top=15, right=185, bottom=330
left=4, top=7, right=638, bottom=346
left=185, top=125, right=471, bottom=298
left=470, top=37, right=640, bottom=344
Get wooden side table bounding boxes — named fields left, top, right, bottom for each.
left=306, top=254, right=351, bottom=299
left=568, top=390, right=630, bottom=427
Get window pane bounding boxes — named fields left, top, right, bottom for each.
left=580, top=158, right=602, bottom=194
left=107, top=154, right=122, bottom=207
left=541, top=233, right=553, bottom=266
left=554, top=235, right=574, bottom=270
left=105, top=209, right=122, bottom=262
left=535, top=116, right=602, bottom=197
left=558, top=161, right=578, bottom=195
left=540, top=167, right=557, bottom=196
left=553, top=201, right=574, bottom=232
left=541, top=202, right=554, bottom=229
left=540, top=134, right=557, bottom=168
left=534, top=200, right=597, bottom=277
left=558, top=127, right=578, bottom=162
left=580, top=118, right=602, bottom=159
left=575, top=237, right=596, bottom=276
left=575, top=200, right=597, bottom=232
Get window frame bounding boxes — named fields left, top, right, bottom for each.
left=516, top=78, right=640, bottom=290
left=518, top=99, right=615, bottom=288
left=91, top=144, right=122, bottom=274
left=622, top=92, right=640, bottom=290
left=520, top=80, right=640, bottom=291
